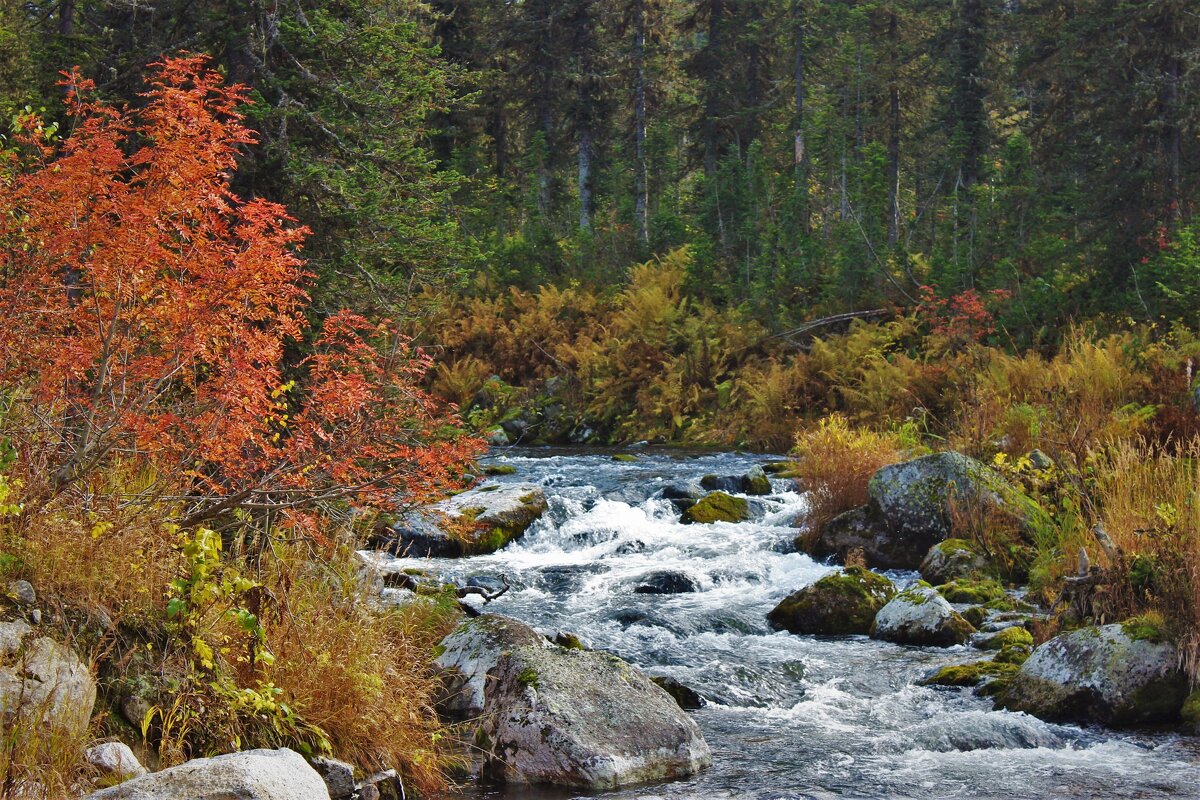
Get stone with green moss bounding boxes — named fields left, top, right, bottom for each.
left=973, top=625, right=1033, bottom=651
left=1121, top=613, right=1171, bottom=643
left=768, top=567, right=896, bottom=636
left=612, top=454, right=639, bottom=462
left=919, top=660, right=1019, bottom=688
left=870, top=585, right=976, bottom=647
left=961, top=606, right=989, bottom=629
left=994, top=643, right=1032, bottom=665
left=483, top=464, right=518, bottom=475
left=997, top=622, right=1187, bottom=726
left=919, top=539, right=995, bottom=584
left=1180, top=689, right=1200, bottom=733
left=682, top=492, right=750, bottom=524
left=937, top=579, right=1007, bottom=605
left=438, top=483, right=549, bottom=555
left=764, top=461, right=798, bottom=475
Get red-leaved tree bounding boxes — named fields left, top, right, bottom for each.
left=0, top=55, right=483, bottom=528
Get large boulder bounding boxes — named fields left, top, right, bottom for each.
left=811, top=452, right=1045, bottom=570
left=435, top=614, right=549, bottom=718
left=870, top=585, right=975, bottom=647
left=996, top=622, right=1187, bottom=726
left=919, top=539, right=995, bottom=584
left=767, top=567, right=895, bottom=636
left=374, top=483, right=548, bottom=557
left=436, top=614, right=710, bottom=790
left=0, top=620, right=96, bottom=738
left=84, top=748, right=329, bottom=800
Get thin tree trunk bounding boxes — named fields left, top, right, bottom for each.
left=634, top=0, right=649, bottom=244
left=578, top=126, right=593, bottom=231
left=1163, top=53, right=1183, bottom=226
left=792, top=0, right=810, bottom=234
left=58, top=0, right=74, bottom=35
left=886, top=9, right=901, bottom=247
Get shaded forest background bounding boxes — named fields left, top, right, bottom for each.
left=3, top=0, right=1197, bottom=342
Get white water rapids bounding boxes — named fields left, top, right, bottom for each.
left=396, top=448, right=1200, bottom=799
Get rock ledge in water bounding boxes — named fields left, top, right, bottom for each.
left=376, top=483, right=548, bottom=557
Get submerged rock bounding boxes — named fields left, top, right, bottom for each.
left=919, top=539, right=995, bottom=584
left=634, top=570, right=700, bottom=595
left=84, top=748, right=328, bottom=800
left=682, top=491, right=750, bottom=524
left=996, top=621, right=1187, bottom=726
left=436, top=614, right=710, bottom=790
left=809, top=452, right=1046, bottom=570
left=768, top=567, right=896, bottom=636
left=870, top=585, right=975, bottom=647
left=651, top=675, right=706, bottom=710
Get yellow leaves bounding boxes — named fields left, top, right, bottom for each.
left=89, top=520, right=113, bottom=539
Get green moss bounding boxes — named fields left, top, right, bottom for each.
left=994, top=643, right=1032, bottom=665
left=553, top=631, right=585, bottom=650
left=1122, top=612, right=1171, bottom=643
left=919, top=660, right=1019, bottom=688
left=764, top=461, right=798, bottom=475
left=744, top=470, right=772, bottom=496
left=1180, top=689, right=1200, bottom=729
left=978, top=625, right=1034, bottom=650
left=937, top=579, right=1006, bottom=605
left=612, top=454, right=639, bottom=462
left=962, top=606, right=989, bottom=629
left=483, top=464, right=517, bottom=475
left=517, top=667, right=539, bottom=688
left=682, top=492, right=750, bottom=524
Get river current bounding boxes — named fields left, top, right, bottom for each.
left=401, top=448, right=1200, bottom=799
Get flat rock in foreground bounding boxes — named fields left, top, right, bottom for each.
left=84, top=748, right=330, bottom=800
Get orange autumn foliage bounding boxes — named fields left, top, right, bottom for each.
left=0, top=55, right=482, bottom=524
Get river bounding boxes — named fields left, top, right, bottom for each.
left=402, top=448, right=1200, bottom=799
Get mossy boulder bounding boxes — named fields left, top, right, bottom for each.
left=961, top=606, right=989, bottom=629
left=869, top=585, right=976, bottom=647
left=937, top=578, right=1007, bottom=605
left=1180, top=689, right=1200, bottom=734
left=483, top=464, right=518, bottom=475
left=682, top=491, right=750, bottom=524
left=972, top=624, right=1033, bottom=651
left=996, top=622, right=1188, bottom=726
left=919, top=539, right=995, bottom=584
left=812, top=452, right=1047, bottom=570
left=440, top=483, right=548, bottom=555
left=768, top=567, right=896, bottom=636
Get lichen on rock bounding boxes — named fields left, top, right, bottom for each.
left=768, top=567, right=896, bottom=636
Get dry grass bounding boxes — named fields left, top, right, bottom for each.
left=261, top=539, right=462, bottom=793
left=790, top=415, right=906, bottom=543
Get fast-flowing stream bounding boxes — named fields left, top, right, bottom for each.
left=407, top=448, right=1200, bottom=799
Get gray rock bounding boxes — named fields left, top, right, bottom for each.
left=84, top=748, right=329, bottom=800
left=700, top=466, right=771, bottom=496
left=6, top=580, right=35, bottom=608
left=0, top=629, right=96, bottom=737
left=437, top=614, right=710, bottom=789
left=812, top=452, right=1046, bottom=570
left=485, top=428, right=510, bottom=446
left=434, top=614, right=549, bottom=718
left=0, top=619, right=31, bottom=656
left=997, top=623, right=1187, bottom=725
left=870, top=585, right=975, bottom=647
left=85, top=742, right=147, bottom=781
left=919, top=539, right=995, bottom=584
left=120, top=695, right=152, bottom=730
left=311, top=756, right=355, bottom=799
left=651, top=676, right=706, bottom=710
